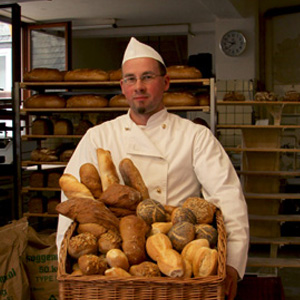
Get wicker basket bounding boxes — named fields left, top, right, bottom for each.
left=58, top=209, right=226, bottom=300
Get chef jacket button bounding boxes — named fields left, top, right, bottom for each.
left=162, top=124, right=166, bottom=129
left=125, top=127, right=130, bottom=131
left=156, top=187, right=162, bottom=194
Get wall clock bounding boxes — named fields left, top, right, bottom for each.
left=220, top=30, right=247, bottom=57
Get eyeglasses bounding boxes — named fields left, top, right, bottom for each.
left=123, top=73, right=164, bottom=86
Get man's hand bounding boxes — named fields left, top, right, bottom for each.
left=225, top=265, right=238, bottom=300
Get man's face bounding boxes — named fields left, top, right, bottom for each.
left=120, top=57, right=170, bottom=119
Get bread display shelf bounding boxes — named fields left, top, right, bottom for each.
left=245, top=192, right=300, bottom=200
left=237, top=170, right=300, bottom=177
left=22, top=134, right=83, bottom=140
left=251, top=236, right=300, bottom=245
left=22, top=186, right=61, bottom=192
left=217, top=125, right=300, bottom=129
left=22, top=161, right=68, bottom=166
left=217, top=100, right=300, bottom=105
left=249, top=214, right=300, bottom=222
left=225, top=147, right=300, bottom=153
left=247, top=257, right=300, bottom=268
left=23, top=212, right=58, bottom=218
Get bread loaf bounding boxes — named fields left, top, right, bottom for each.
left=55, top=197, right=120, bottom=230
left=31, top=148, right=58, bottom=162
left=104, top=267, right=131, bottom=277
left=146, top=233, right=172, bottom=262
left=167, top=65, right=202, bottom=79
left=67, top=95, right=108, bottom=108
left=47, top=197, right=60, bottom=214
left=54, top=119, right=73, bottom=135
left=181, top=239, right=210, bottom=265
left=29, top=171, right=45, bottom=187
left=77, top=223, right=108, bottom=238
left=157, top=248, right=185, bottom=278
left=109, top=94, right=129, bottom=107
left=28, top=196, right=44, bottom=213
left=99, top=182, right=142, bottom=210
left=194, top=224, right=218, bottom=248
left=223, top=91, right=245, bottom=101
left=79, top=163, right=102, bottom=199
left=163, top=92, right=198, bottom=106
left=106, top=249, right=129, bottom=271
left=23, top=68, right=64, bottom=82
left=68, top=232, right=98, bottom=259
left=59, top=173, right=94, bottom=200
left=78, top=254, right=107, bottom=275
left=32, top=118, right=53, bottom=135
left=197, top=93, right=210, bottom=106
left=75, top=119, right=94, bottom=135
left=192, top=247, right=218, bottom=277
left=119, top=215, right=149, bottom=265
left=24, top=94, right=66, bottom=108
left=59, top=149, right=74, bottom=162
left=136, top=199, right=167, bottom=225
left=119, top=158, right=149, bottom=200
left=47, top=170, right=62, bottom=188
left=109, top=69, right=122, bottom=81
left=283, top=90, right=300, bottom=101
left=171, top=207, right=197, bottom=225
left=167, top=221, right=195, bottom=252
left=64, top=69, right=109, bottom=81
left=129, top=261, right=161, bottom=277
left=98, top=230, right=122, bottom=254
left=182, top=197, right=216, bottom=224
left=108, top=207, right=136, bottom=218
left=97, top=148, right=120, bottom=191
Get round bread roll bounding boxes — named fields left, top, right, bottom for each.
left=104, top=267, right=132, bottom=277
left=283, top=90, right=300, bottom=101
left=192, top=247, right=218, bottom=277
left=181, top=239, right=210, bottom=265
left=54, top=119, right=73, bottom=135
left=78, top=254, right=108, bottom=275
left=109, top=94, right=129, bottom=107
left=68, top=232, right=98, bottom=259
left=129, top=261, right=161, bottom=277
left=254, top=91, right=277, bottom=101
left=64, top=68, right=109, bottom=81
left=77, top=223, right=108, bottom=239
left=171, top=207, right=197, bottom=225
left=167, top=221, right=195, bottom=252
left=146, top=232, right=173, bottom=262
left=109, top=69, right=122, bottom=81
left=106, top=249, right=129, bottom=271
left=182, top=197, right=216, bottom=224
left=32, top=118, right=54, bottom=135
left=67, top=94, right=108, bottom=108
left=98, top=230, right=122, bottom=254
left=195, top=224, right=218, bottom=248
left=167, top=65, right=202, bottom=79
left=157, top=248, right=185, bottom=278
left=163, top=92, right=198, bottom=106
left=23, top=68, right=64, bottom=82
left=24, top=94, right=66, bottom=108
left=136, top=199, right=167, bottom=225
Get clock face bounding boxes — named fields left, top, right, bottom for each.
left=220, top=31, right=246, bottom=57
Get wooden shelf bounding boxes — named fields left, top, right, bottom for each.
left=217, top=100, right=300, bottom=105
left=218, top=125, right=300, bottom=129
left=247, top=257, right=300, bottom=268
left=22, top=186, right=60, bottom=192
left=249, top=214, right=300, bottom=222
left=21, top=161, right=68, bottom=166
left=250, top=236, right=300, bottom=245
left=22, top=134, right=83, bottom=139
left=237, top=170, right=300, bottom=177
left=225, top=147, right=300, bottom=153
left=245, top=193, right=300, bottom=200
left=23, top=212, right=58, bottom=218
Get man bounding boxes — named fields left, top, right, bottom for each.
left=57, top=37, right=249, bottom=300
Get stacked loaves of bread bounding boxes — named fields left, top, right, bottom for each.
left=56, top=148, right=221, bottom=279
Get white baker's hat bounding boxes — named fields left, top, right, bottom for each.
left=122, top=37, right=165, bottom=66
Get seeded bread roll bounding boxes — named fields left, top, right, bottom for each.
left=97, top=148, right=120, bottom=191
left=24, top=94, right=66, bottom=108
left=136, top=199, right=167, bottom=225
left=98, top=230, right=122, bottom=254
left=78, top=254, right=107, bottom=275
left=171, top=207, right=197, bottom=225
left=77, top=223, right=108, bottom=239
left=167, top=221, right=195, bottom=252
left=129, top=261, right=161, bottom=277
left=99, top=182, right=142, bottom=210
left=182, top=197, right=217, bottom=224
left=67, top=232, right=98, bottom=259
left=119, top=215, right=149, bottom=265
left=194, top=224, right=218, bottom=248
left=79, top=163, right=102, bottom=200
left=119, top=158, right=149, bottom=200
left=106, top=249, right=129, bottom=271
left=67, top=94, right=108, bottom=108
left=23, top=68, right=64, bottom=82
left=64, top=68, right=109, bottom=81
left=192, top=247, right=218, bottom=277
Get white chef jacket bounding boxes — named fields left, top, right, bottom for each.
left=57, top=108, right=249, bottom=278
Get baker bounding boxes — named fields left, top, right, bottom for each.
left=56, top=37, right=249, bottom=300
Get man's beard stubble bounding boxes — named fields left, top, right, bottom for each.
left=137, top=107, right=146, bottom=114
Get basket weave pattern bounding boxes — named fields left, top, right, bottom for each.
left=58, top=209, right=226, bottom=300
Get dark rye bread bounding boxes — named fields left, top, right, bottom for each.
left=136, top=199, right=167, bottom=225
left=167, top=221, right=195, bottom=252
left=194, top=223, right=218, bottom=248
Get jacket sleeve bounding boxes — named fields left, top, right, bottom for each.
left=193, top=128, right=249, bottom=279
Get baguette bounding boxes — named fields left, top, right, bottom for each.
left=119, top=158, right=150, bottom=200
left=97, top=148, right=120, bottom=191
left=79, top=163, right=102, bottom=199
